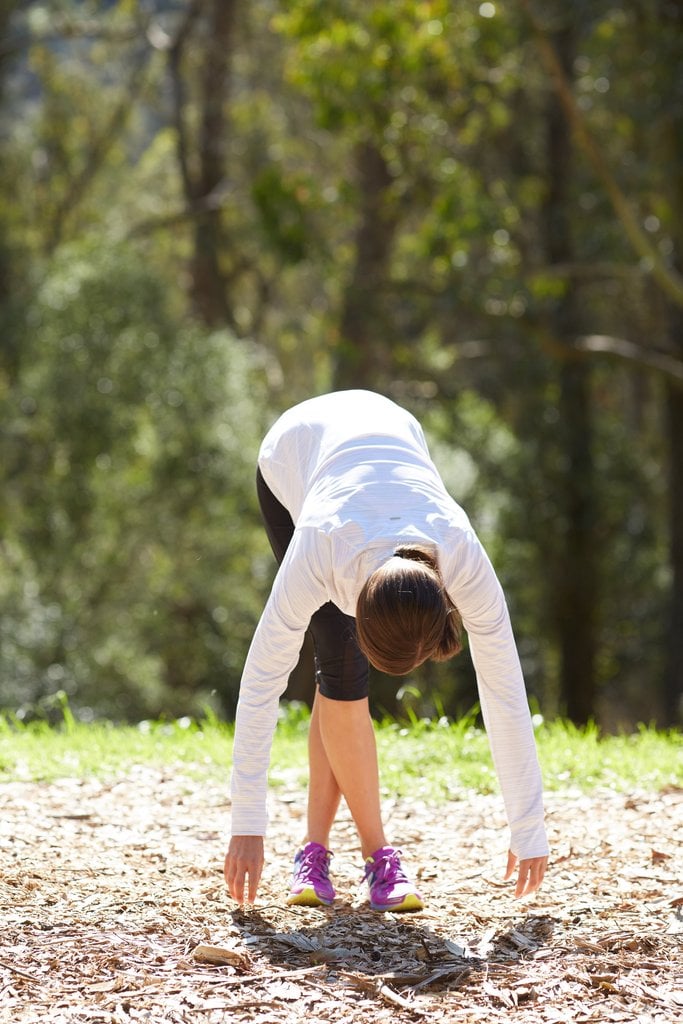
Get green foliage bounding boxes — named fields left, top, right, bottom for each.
left=0, top=240, right=270, bottom=720
left=251, top=165, right=310, bottom=264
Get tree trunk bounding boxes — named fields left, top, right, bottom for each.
left=170, top=0, right=237, bottom=327
left=556, top=360, right=597, bottom=723
left=333, top=140, right=398, bottom=390
left=190, top=0, right=237, bottom=326
left=543, top=22, right=598, bottom=723
left=660, top=0, right=683, bottom=723
left=665, top=366, right=683, bottom=724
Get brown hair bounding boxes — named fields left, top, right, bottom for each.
left=355, top=544, right=462, bottom=676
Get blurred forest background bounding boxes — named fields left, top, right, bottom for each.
left=0, top=0, right=682, bottom=729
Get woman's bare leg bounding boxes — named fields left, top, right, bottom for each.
left=305, top=690, right=342, bottom=848
left=311, top=693, right=387, bottom=859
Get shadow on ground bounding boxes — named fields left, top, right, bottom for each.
left=231, top=904, right=557, bottom=997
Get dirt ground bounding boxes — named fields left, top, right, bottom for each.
left=1, top=765, right=682, bottom=1023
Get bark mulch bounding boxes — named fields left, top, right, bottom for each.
left=1, top=765, right=681, bottom=1023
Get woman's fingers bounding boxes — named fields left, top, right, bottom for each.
left=504, top=851, right=548, bottom=897
left=224, top=836, right=264, bottom=904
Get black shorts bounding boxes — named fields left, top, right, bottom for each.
left=256, top=467, right=369, bottom=702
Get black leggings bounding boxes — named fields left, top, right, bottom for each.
left=256, top=467, right=369, bottom=701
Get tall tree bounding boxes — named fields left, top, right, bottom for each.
left=658, top=0, right=683, bottom=723
left=524, top=0, right=683, bottom=723
left=541, top=17, right=598, bottom=723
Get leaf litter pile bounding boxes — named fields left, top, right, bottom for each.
left=1, top=763, right=682, bottom=1023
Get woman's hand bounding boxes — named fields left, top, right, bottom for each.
left=504, top=850, right=548, bottom=898
left=224, top=835, right=264, bottom=904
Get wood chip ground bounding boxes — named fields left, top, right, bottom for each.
left=1, top=764, right=681, bottom=1022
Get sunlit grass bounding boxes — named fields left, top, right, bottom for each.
left=0, top=700, right=680, bottom=800
left=373, top=714, right=683, bottom=801
left=0, top=706, right=229, bottom=783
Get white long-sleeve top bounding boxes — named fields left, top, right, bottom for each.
left=231, top=390, right=549, bottom=860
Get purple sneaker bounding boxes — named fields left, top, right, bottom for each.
left=364, top=846, right=424, bottom=912
left=286, top=841, right=335, bottom=907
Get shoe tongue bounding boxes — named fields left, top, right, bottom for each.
left=305, top=841, right=329, bottom=853
left=369, top=845, right=396, bottom=862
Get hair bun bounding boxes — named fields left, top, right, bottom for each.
left=393, top=544, right=438, bottom=571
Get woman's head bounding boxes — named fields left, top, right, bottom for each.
left=355, top=544, right=462, bottom=675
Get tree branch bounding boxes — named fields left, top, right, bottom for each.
left=449, top=330, right=683, bottom=389
left=126, top=184, right=233, bottom=238
left=45, top=46, right=153, bottom=254
left=0, top=21, right=144, bottom=60
left=574, top=333, right=683, bottom=385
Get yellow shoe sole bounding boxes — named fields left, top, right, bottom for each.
left=371, top=892, right=424, bottom=912
left=286, top=887, right=332, bottom=907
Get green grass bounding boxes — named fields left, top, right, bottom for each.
left=376, top=716, right=682, bottom=801
left=0, top=702, right=680, bottom=799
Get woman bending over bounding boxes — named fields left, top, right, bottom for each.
left=224, top=390, right=549, bottom=911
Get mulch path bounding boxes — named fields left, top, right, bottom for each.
left=1, top=765, right=681, bottom=1023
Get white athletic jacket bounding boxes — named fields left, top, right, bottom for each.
left=230, top=390, right=549, bottom=860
